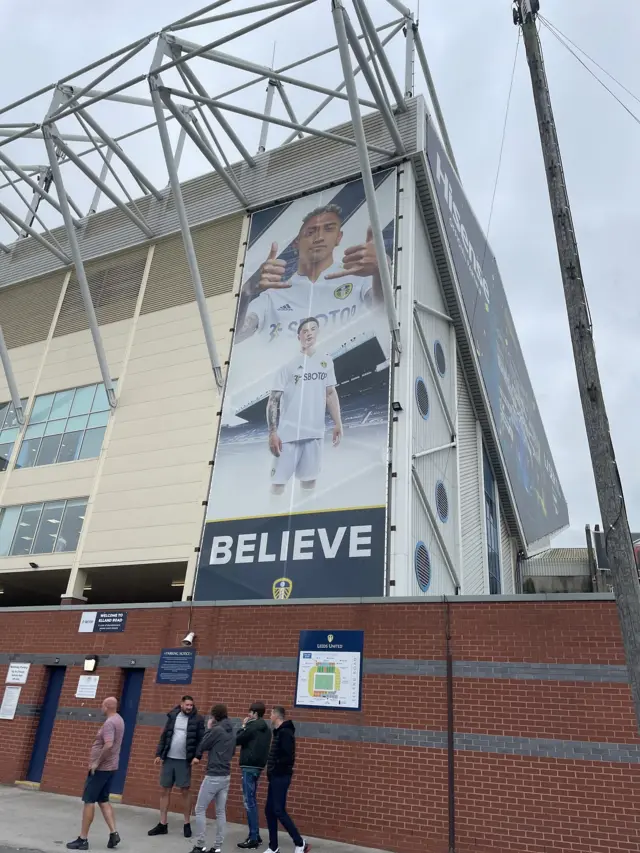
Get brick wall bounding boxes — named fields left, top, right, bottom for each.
left=0, top=599, right=638, bottom=853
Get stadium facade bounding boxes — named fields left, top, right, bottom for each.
left=0, top=98, right=568, bottom=606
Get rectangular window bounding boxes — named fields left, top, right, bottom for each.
left=0, top=498, right=88, bottom=557
left=0, top=398, right=28, bottom=472
left=16, top=383, right=110, bottom=469
left=483, top=450, right=502, bottom=595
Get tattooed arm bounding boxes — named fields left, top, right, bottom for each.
left=267, top=391, right=283, bottom=457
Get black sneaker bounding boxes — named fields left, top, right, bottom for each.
left=189, top=847, right=206, bottom=853
left=66, top=839, right=88, bottom=851
left=149, top=823, right=169, bottom=836
left=184, top=824, right=193, bottom=839
left=107, top=833, right=121, bottom=849
left=237, top=841, right=261, bottom=850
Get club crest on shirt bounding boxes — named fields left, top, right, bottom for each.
left=333, top=282, right=353, bottom=300
left=321, top=361, right=327, bottom=368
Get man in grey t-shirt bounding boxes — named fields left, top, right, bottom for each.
left=149, top=696, right=205, bottom=838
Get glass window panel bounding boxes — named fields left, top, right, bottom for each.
left=55, top=499, right=88, bottom=552
left=91, top=384, right=109, bottom=412
left=24, top=423, right=45, bottom=439
left=87, top=411, right=108, bottom=429
left=16, top=437, right=41, bottom=469
left=0, top=506, right=21, bottom=556
left=35, top=434, right=63, bottom=467
left=30, top=393, right=55, bottom=424
left=0, top=402, right=9, bottom=429
left=10, top=503, right=43, bottom=556
left=49, top=389, right=75, bottom=421
left=57, top=431, right=83, bottom=464
left=0, top=428, right=19, bottom=443
left=0, top=443, right=12, bottom=472
left=78, top=427, right=106, bottom=460
left=44, top=419, right=66, bottom=436
left=3, top=399, right=28, bottom=430
left=66, top=415, right=89, bottom=432
left=70, top=385, right=97, bottom=417
left=32, top=500, right=65, bottom=555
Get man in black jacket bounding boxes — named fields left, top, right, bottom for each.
left=191, top=704, right=236, bottom=853
left=236, top=701, right=272, bottom=849
left=149, top=695, right=205, bottom=838
left=264, top=706, right=309, bottom=853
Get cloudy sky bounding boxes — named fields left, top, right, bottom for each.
left=1, top=0, right=638, bottom=547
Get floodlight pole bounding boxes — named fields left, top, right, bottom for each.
left=258, top=80, right=277, bottom=153
left=149, top=43, right=227, bottom=390
left=42, top=123, right=117, bottom=408
left=0, top=325, right=25, bottom=425
left=404, top=17, right=415, bottom=97
left=332, top=0, right=401, bottom=354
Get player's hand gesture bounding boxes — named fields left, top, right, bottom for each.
left=332, top=425, right=343, bottom=446
left=269, top=431, right=283, bottom=457
left=259, top=242, right=290, bottom=291
left=326, top=227, right=381, bottom=279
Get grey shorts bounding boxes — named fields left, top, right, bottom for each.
left=160, top=757, right=191, bottom=789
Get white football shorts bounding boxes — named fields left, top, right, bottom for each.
left=271, top=438, right=323, bottom=485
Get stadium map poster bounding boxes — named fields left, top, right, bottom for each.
left=294, top=630, right=364, bottom=711
left=195, top=170, right=396, bottom=601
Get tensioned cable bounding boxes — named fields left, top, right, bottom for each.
left=539, top=15, right=640, bottom=128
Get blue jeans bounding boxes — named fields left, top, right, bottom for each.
left=242, top=770, right=261, bottom=841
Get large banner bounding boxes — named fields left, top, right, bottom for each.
left=425, top=121, right=569, bottom=546
left=194, top=171, right=396, bottom=600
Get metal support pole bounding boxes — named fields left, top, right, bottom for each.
left=173, top=125, right=187, bottom=172
left=283, top=20, right=404, bottom=144
left=0, top=325, right=25, bottom=425
left=76, top=108, right=164, bottom=200
left=0, top=148, right=81, bottom=226
left=42, top=127, right=117, bottom=409
left=413, top=26, right=459, bottom=176
left=332, top=0, right=401, bottom=353
left=414, top=300, right=453, bottom=324
left=382, top=0, right=412, bottom=18
left=169, top=51, right=256, bottom=166
left=275, top=83, right=302, bottom=139
left=404, top=19, right=415, bottom=98
left=413, top=441, right=457, bottom=460
left=149, top=76, right=225, bottom=390
left=157, top=88, right=248, bottom=204
left=89, top=149, right=114, bottom=215
left=51, top=133, right=154, bottom=237
left=353, top=0, right=407, bottom=111
left=259, top=81, right=276, bottom=153
left=519, top=3, right=640, bottom=734
left=343, top=11, right=405, bottom=153
left=414, top=309, right=455, bottom=436
left=0, top=197, right=71, bottom=263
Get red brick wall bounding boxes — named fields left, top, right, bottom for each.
left=0, top=600, right=638, bottom=853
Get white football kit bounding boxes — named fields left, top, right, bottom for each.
left=270, top=350, right=337, bottom=486
left=249, top=261, right=374, bottom=344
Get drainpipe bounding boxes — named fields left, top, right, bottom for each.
left=445, top=596, right=456, bottom=853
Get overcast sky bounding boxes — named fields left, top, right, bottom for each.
left=1, top=0, right=638, bottom=547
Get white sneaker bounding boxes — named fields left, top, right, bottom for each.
left=294, top=842, right=310, bottom=853
left=262, top=848, right=278, bottom=853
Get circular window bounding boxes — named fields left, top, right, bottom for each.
left=435, top=480, right=449, bottom=523
left=434, top=340, right=446, bottom=377
left=415, top=541, right=431, bottom=592
left=415, top=377, right=430, bottom=420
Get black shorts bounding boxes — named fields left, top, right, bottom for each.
left=82, top=770, right=115, bottom=804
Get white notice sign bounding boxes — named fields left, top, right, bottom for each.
left=76, top=675, right=99, bottom=699
left=6, top=663, right=30, bottom=684
left=79, top=612, right=98, bottom=633
left=294, top=630, right=364, bottom=710
left=0, top=685, right=21, bottom=720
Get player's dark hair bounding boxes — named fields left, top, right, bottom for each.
left=300, top=204, right=342, bottom=232
left=211, top=703, right=228, bottom=721
left=250, top=701, right=266, bottom=718
left=272, top=705, right=286, bottom=720
left=181, top=695, right=194, bottom=703
left=297, top=317, right=319, bottom=336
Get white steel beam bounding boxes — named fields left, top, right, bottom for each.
left=0, top=325, right=25, bottom=425
left=258, top=81, right=277, bottom=153
left=332, top=0, right=401, bottom=353
left=353, top=0, right=408, bottom=112
left=43, top=125, right=117, bottom=408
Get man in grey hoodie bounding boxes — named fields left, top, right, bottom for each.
left=191, top=704, right=236, bottom=853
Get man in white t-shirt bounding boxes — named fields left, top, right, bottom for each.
left=238, top=204, right=389, bottom=345
left=267, top=317, right=342, bottom=494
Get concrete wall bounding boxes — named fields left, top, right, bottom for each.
left=0, top=597, right=636, bottom=853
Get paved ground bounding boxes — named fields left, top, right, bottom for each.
left=0, top=788, right=382, bottom=853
